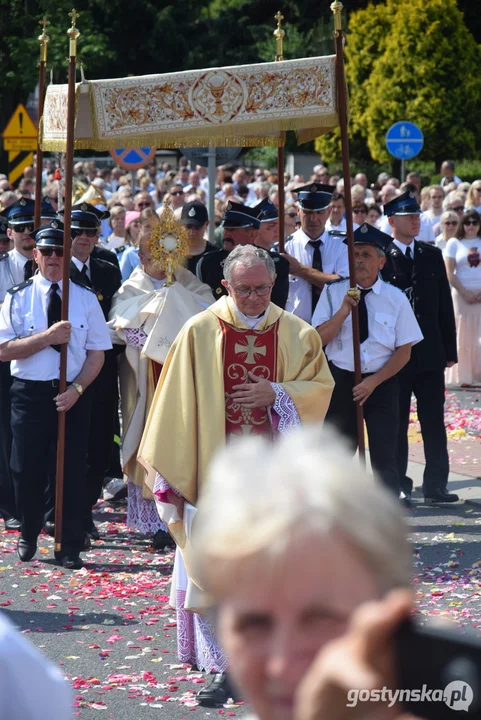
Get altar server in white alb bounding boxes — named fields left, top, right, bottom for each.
left=313, top=223, right=423, bottom=499
left=282, top=183, right=349, bottom=323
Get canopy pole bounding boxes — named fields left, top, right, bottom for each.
left=207, top=149, right=216, bottom=246
left=33, top=17, right=50, bottom=271
left=54, top=9, right=80, bottom=555
left=274, top=11, right=286, bottom=252
left=331, top=0, right=365, bottom=462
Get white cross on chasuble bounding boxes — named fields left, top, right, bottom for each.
left=219, top=318, right=279, bottom=438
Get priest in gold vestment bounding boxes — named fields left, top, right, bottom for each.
left=138, top=245, right=334, bottom=706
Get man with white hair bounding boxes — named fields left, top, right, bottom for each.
left=138, top=244, right=334, bottom=705
left=193, top=426, right=413, bottom=720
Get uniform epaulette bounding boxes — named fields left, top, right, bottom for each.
left=416, top=240, right=440, bottom=252
left=285, top=234, right=294, bottom=243
left=326, top=276, right=349, bottom=286
left=72, top=278, right=95, bottom=293
left=115, top=246, right=125, bottom=254
left=0, top=252, right=9, bottom=262
left=328, top=230, right=347, bottom=237
left=7, top=278, right=33, bottom=294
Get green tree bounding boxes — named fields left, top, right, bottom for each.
left=316, top=0, right=481, bottom=166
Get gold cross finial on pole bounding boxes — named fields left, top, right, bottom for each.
left=69, top=8, right=80, bottom=26
left=273, top=10, right=285, bottom=62
left=38, top=16, right=50, bottom=61
left=40, top=16, right=50, bottom=34
left=67, top=8, right=80, bottom=57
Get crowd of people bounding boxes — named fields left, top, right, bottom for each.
left=0, top=153, right=476, bottom=710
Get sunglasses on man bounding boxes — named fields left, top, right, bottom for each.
left=12, top=223, right=34, bottom=233
left=72, top=228, right=98, bottom=238
left=171, top=191, right=184, bottom=197
left=37, top=247, right=64, bottom=257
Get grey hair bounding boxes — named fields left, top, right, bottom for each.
left=223, top=244, right=276, bottom=283
left=193, top=426, right=412, bottom=593
left=443, top=191, right=465, bottom=212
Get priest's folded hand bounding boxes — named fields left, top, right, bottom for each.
left=231, top=371, right=277, bottom=408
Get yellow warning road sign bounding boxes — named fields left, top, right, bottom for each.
left=2, top=104, right=37, bottom=149
left=4, top=138, right=37, bottom=151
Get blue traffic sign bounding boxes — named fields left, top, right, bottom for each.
left=109, top=147, right=156, bottom=170
left=385, top=122, right=424, bottom=160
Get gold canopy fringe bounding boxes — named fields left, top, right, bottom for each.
left=40, top=113, right=339, bottom=152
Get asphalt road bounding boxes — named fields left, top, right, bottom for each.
left=0, top=387, right=480, bottom=719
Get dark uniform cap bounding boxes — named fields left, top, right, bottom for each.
left=33, top=219, right=67, bottom=248
left=344, top=223, right=392, bottom=252
left=294, top=183, right=333, bottom=211
left=255, top=197, right=279, bottom=223
left=180, top=200, right=209, bottom=227
left=41, top=196, right=58, bottom=220
left=0, top=215, right=8, bottom=238
left=222, top=201, right=260, bottom=230
left=69, top=202, right=110, bottom=230
left=383, top=190, right=421, bottom=217
left=5, top=198, right=35, bottom=226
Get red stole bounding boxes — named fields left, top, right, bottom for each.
left=151, top=360, right=163, bottom=386
left=219, top=318, right=279, bottom=438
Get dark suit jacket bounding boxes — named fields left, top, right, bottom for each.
left=70, top=255, right=121, bottom=320
left=196, top=247, right=289, bottom=310
left=91, top=244, right=120, bottom=268
left=381, top=240, right=457, bottom=372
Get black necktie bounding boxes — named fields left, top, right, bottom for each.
left=47, top=283, right=62, bottom=353
left=358, top=288, right=372, bottom=344
left=80, top=263, right=92, bottom=288
left=308, top=239, right=323, bottom=313
left=405, top=246, right=413, bottom=261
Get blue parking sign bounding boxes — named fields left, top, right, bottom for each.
left=385, top=122, right=424, bottom=160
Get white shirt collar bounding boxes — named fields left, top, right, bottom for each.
left=72, top=256, right=90, bottom=272
left=36, top=273, right=63, bottom=294
left=227, top=296, right=267, bottom=329
left=357, top=275, right=382, bottom=295
left=298, top=228, right=326, bottom=248
left=392, top=238, right=415, bottom=256
left=10, top=248, right=29, bottom=266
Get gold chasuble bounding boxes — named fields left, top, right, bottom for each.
left=138, top=296, right=334, bottom=505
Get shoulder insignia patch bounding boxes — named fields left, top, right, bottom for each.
left=7, top=278, right=33, bottom=294
left=0, top=252, right=8, bottom=262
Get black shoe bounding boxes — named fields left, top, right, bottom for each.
left=401, top=476, right=413, bottom=496
left=87, top=524, right=100, bottom=541
left=44, top=521, right=55, bottom=537
left=152, top=529, right=174, bottom=551
left=17, top=537, right=37, bottom=562
left=424, top=490, right=459, bottom=505
left=83, top=533, right=91, bottom=551
left=4, top=517, right=21, bottom=531
left=62, top=555, right=84, bottom=570
left=196, top=673, right=238, bottom=707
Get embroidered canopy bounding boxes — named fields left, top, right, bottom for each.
left=40, top=55, right=339, bottom=151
